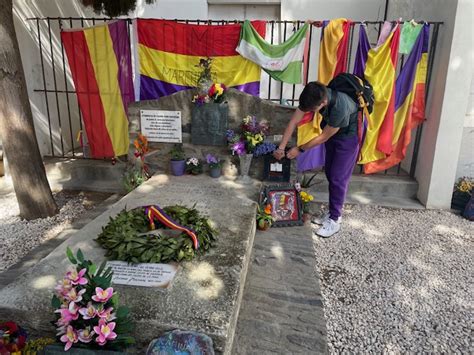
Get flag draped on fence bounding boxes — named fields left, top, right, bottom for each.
left=236, top=20, right=309, bottom=84
left=364, top=24, right=429, bottom=174
left=359, top=23, right=400, bottom=165
left=61, top=20, right=133, bottom=159
left=137, top=19, right=266, bottom=99
left=318, top=18, right=352, bottom=85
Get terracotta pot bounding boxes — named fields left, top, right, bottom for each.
left=257, top=220, right=271, bottom=231
left=302, top=213, right=312, bottom=223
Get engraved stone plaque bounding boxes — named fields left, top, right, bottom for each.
left=191, top=103, right=228, bottom=146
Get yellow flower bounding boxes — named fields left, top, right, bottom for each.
left=300, top=191, right=314, bottom=203
left=243, top=115, right=251, bottom=124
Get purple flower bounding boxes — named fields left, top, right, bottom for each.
left=231, top=141, right=246, bottom=156
left=253, top=142, right=277, bottom=157
left=226, top=129, right=235, bottom=140
left=206, top=154, right=218, bottom=164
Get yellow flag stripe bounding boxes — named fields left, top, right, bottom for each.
left=138, top=44, right=261, bottom=87
left=84, top=25, right=129, bottom=156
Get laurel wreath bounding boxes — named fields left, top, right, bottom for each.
left=95, top=205, right=217, bottom=263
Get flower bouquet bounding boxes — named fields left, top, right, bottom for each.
left=226, top=115, right=269, bottom=157
left=52, top=248, right=134, bottom=352
left=300, top=191, right=314, bottom=222
left=186, top=157, right=203, bottom=175
left=206, top=154, right=223, bottom=178
left=208, top=83, right=226, bottom=103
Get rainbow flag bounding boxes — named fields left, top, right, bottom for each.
left=61, top=20, right=133, bottom=158
left=359, top=24, right=400, bottom=165
left=364, top=24, right=429, bottom=174
left=137, top=19, right=266, bottom=99
left=318, top=19, right=352, bottom=85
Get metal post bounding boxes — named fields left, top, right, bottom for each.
left=37, top=19, right=55, bottom=156
left=59, top=19, right=75, bottom=157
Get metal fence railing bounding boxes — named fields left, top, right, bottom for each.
left=25, top=17, right=442, bottom=177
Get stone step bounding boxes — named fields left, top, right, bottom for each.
left=44, top=158, right=126, bottom=193
left=0, top=175, right=261, bottom=354
left=303, top=173, right=419, bottom=198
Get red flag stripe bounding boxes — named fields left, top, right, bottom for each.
left=137, top=19, right=266, bottom=57
left=61, top=30, right=114, bottom=158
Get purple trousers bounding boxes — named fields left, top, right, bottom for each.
left=325, top=134, right=359, bottom=220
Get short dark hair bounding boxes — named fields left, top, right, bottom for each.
left=298, top=82, right=327, bottom=112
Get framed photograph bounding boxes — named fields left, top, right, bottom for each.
left=260, top=184, right=303, bottom=227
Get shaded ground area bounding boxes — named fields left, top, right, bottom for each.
left=234, top=226, right=328, bottom=354
left=312, top=204, right=473, bottom=353
left=0, top=190, right=114, bottom=272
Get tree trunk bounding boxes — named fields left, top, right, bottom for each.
left=0, top=0, right=58, bottom=219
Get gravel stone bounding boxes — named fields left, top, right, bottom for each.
left=312, top=204, right=473, bottom=353
left=0, top=191, right=88, bottom=272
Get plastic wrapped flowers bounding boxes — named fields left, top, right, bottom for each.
left=52, top=248, right=134, bottom=351
left=208, top=83, right=227, bottom=103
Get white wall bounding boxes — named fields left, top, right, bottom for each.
left=455, top=74, right=474, bottom=179
left=387, top=0, right=474, bottom=208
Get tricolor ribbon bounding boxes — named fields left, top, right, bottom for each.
left=144, top=205, right=199, bottom=250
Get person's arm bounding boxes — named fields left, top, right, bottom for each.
left=273, top=108, right=305, bottom=160
left=286, top=124, right=340, bottom=159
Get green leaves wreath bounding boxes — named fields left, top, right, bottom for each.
left=95, top=205, right=217, bottom=263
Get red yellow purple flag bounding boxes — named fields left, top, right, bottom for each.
left=359, top=24, right=400, bottom=165
left=61, top=20, right=133, bottom=158
left=318, top=18, right=352, bottom=85
left=364, top=24, right=429, bottom=174
left=297, top=19, right=352, bottom=148
left=137, top=19, right=266, bottom=99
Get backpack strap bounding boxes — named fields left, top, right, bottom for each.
left=326, top=90, right=337, bottom=118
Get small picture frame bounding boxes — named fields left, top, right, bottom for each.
left=260, top=184, right=303, bottom=227
left=263, top=155, right=291, bottom=182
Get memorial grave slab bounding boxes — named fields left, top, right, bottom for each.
left=0, top=175, right=261, bottom=354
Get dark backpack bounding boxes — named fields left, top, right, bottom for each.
left=327, top=73, right=374, bottom=114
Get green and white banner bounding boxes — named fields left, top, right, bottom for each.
left=236, top=20, right=309, bottom=84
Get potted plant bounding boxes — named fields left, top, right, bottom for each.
left=185, top=157, right=203, bottom=175
left=206, top=154, right=223, bottom=178
left=299, top=191, right=314, bottom=223
left=256, top=204, right=274, bottom=231
left=451, top=176, right=473, bottom=211
left=169, top=144, right=186, bottom=176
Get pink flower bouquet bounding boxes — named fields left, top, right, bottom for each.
left=52, top=248, right=134, bottom=351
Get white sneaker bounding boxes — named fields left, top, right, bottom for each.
left=315, top=218, right=341, bottom=238
left=311, top=213, right=341, bottom=225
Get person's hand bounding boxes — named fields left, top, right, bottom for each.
left=273, top=148, right=285, bottom=160
left=286, top=147, right=300, bottom=160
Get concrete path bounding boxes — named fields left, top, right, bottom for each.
left=233, top=226, right=328, bottom=354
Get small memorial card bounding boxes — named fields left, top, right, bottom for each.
left=270, top=162, right=283, bottom=172
left=107, top=261, right=178, bottom=288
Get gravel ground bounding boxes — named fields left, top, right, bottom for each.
left=0, top=191, right=107, bottom=272
left=312, top=204, right=473, bottom=353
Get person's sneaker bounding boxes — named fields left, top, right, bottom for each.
left=311, top=213, right=341, bottom=225
left=315, top=218, right=341, bottom=238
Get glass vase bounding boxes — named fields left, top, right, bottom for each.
left=238, top=153, right=253, bottom=183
